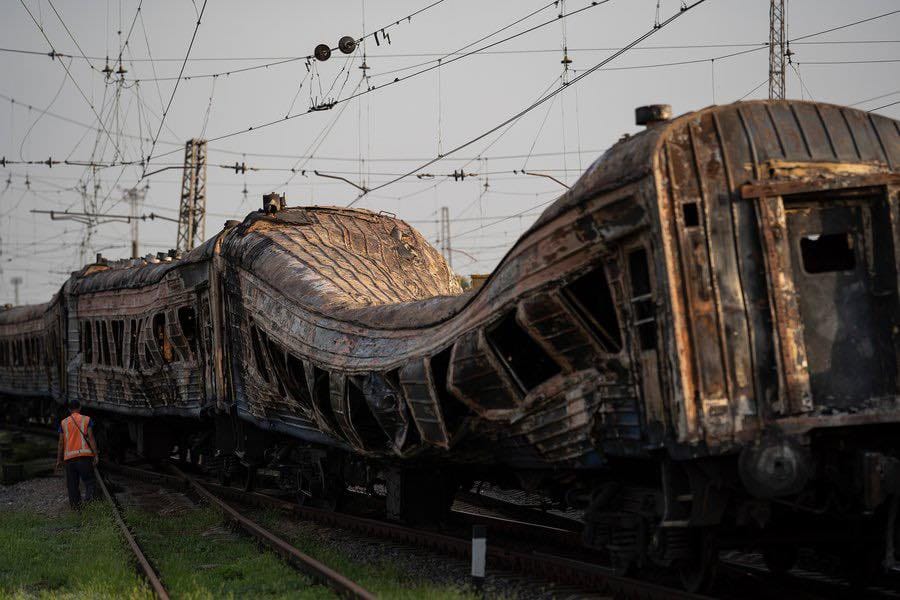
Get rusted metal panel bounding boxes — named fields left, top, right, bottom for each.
left=398, top=358, right=450, bottom=449
left=869, top=113, right=900, bottom=169
left=765, top=103, right=809, bottom=159
left=691, top=116, right=756, bottom=426
left=754, top=196, right=812, bottom=414
left=791, top=103, right=836, bottom=162
left=742, top=172, right=900, bottom=199
left=817, top=103, right=860, bottom=161
left=663, top=136, right=732, bottom=438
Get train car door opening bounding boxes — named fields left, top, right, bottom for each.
left=783, top=191, right=899, bottom=409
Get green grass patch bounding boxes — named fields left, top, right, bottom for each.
left=251, top=509, right=477, bottom=600
left=125, top=505, right=336, bottom=599
left=0, top=503, right=151, bottom=599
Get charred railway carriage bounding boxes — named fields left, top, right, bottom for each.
left=2, top=99, right=900, bottom=588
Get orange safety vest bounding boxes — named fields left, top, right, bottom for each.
left=61, top=413, right=95, bottom=461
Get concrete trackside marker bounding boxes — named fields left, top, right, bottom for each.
left=471, top=524, right=486, bottom=592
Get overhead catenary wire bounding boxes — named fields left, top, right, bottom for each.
left=17, top=0, right=124, bottom=160
left=141, top=0, right=208, bottom=178
left=6, top=39, right=900, bottom=64
left=350, top=0, right=712, bottom=204
left=138, top=0, right=615, bottom=167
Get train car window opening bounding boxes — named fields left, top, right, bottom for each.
left=82, top=321, right=93, bottom=364
left=177, top=306, right=198, bottom=359
left=98, top=321, right=111, bottom=366
left=486, top=311, right=562, bottom=393
left=628, top=248, right=658, bottom=351
left=312, top=367, right=339, bottom=431
left=285, top=352, right=313, bottom=411
left=562, top=266, right=624, bottom=353
left=347, top=379, right=391, bottom=450
left=129, top=319, right=141, bottom=370
left=800, top=232, right=856, bottom=274
left=262, top=334, right=287, bottom=397
left=152, top=313, right=173, bottom=364
left=112, top=320, right=124, bottom=367
left=144, top=338, right=156, bottom=369
left=429, top=348, right=470, bottom=435
left=249, top=325, right=271, bottom=383
left=682, top=202, right=700, bottom=227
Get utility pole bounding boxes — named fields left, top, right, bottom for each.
left=10, top=277, right=22, bottom=305
left=176, top=139, right=208, bottom=253
left=768, top=0, right=787, bottom=99
left=439, top=206, right=452, bottom=269
left=125, top=186, right=148, bottom=259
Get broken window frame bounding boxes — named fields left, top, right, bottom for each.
left=559, top=262, right=626, bottom=355
left=626, top=244, right=659, bottom=352
left=485, top=310, right=562, bottom=394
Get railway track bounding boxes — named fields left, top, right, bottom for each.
left=94, top=464, right=171, bottom=599
left=102, top=460, right=707, bottom=600
left=167, top=463, right=375, bottom=599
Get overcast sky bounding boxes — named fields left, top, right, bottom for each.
left=1, top=0, right=898, bottom=304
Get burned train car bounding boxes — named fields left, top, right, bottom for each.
left=1, top=99, right=899, bottom=589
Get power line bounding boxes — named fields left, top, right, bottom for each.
left=17, top=0, right=123, bottom=159
left=141, top=0, right=208, bottom=178
left=138, top=0, right=612, bottom=166
left=870, top=99, right=900, bottom=113
left=351, top=0, right=711, bottom=204
left=4, top=39, right=900, bottom=64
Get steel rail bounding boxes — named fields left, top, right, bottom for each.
left=167, top=464, right=376, bottom=600
left=93, top=465, right=170, bottom=600
left=104, top=461, right=706, bottom=600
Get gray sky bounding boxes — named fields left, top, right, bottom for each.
left=1, top=0, right=898, bottom=304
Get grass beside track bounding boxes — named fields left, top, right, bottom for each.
left=0, top=503, right=151, bottom=599
left=252, top=509, right=479, bottom=600
left=125, top=505, right=337, bottom=599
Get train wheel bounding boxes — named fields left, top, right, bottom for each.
left=762, top=545, right=798, bottom=576
left=678, top=528, right=718, bottom=593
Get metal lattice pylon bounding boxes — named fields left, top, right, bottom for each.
left=768, top=0, right=786, bottom=100
left=176, top=139, right=208, bottom=253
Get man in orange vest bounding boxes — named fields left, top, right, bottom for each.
left=54, top=400, right=99, bottom=510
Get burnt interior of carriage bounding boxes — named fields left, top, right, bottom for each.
left=311, top=365, right=339, bottom=433
left=346, top=378, right=392, bottom=451
left=427, top=349, right=469, bottom=438
left=559, top=264, right=624, bottom=355
left=484, top=311, right=562, bottom=393
left=781, top=185, right=900, bottom=408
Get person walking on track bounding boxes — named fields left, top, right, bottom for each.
left=55, top=400, right=99, bottom=510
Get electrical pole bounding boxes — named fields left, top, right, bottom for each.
left=10, top=277, right=22, bottom=305
left=176, top=139, right=208, bottom=253
left=439, top=206, right=452, bottom=269
left=768, top=0, right=787, bottom=99
left=125, top=186, right=148, bottom=259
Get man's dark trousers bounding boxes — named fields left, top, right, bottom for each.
left=64, top=457, right=96, bottom=509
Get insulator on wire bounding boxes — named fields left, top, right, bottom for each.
left=314, top=44, right=332, bottom=61
left=339, top=36, right=357, bottom=54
